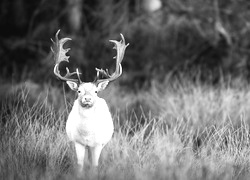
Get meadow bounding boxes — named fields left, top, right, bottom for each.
left=1, top=76, right=250, bottom=180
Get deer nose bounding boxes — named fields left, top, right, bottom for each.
left=84, top=97, right=92, bottom=102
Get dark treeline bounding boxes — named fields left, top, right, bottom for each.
left=1, top=0, right=250, bottom=88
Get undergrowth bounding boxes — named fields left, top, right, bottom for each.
left=1, top=78, right=250, bottom=179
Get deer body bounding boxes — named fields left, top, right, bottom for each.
left=66, top=88, right=113, bottom=147
left=51, top=30, right=128, bottom=174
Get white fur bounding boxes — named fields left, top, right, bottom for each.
left=66, top=82, right=114, bottom=172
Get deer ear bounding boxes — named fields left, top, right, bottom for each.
left=97, top=81, right=109, bottom=91
left=66, top=81, right=78, bottom=91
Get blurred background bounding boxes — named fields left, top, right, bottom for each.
left=1, top=0, right=250, bottom=104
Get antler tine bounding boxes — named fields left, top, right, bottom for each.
left=51, top=30, right=81, bottom=83
left=95, top=34, right=129, bottom=84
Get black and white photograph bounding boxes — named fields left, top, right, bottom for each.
left=1, top=0, right=250, bottom=179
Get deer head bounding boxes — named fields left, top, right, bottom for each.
left=51, top=30, right=129, bottom=108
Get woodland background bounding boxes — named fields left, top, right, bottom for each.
left=1, top=0, right=250, bottom=88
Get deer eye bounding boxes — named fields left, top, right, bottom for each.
left=77, top=90, right=81, bottom=93
left=95, top=91, right=98, bottom=93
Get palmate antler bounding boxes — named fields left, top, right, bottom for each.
left=94, top=34, right=129, bottom=84
left=51, top=30, right=82, bottom=83
left=51, top=30, right=128, bottom=84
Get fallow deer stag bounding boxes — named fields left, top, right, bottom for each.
left=51, top=30, right=129, bottom=174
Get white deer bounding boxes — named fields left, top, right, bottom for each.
left=51, top=30, right=129, bottom=174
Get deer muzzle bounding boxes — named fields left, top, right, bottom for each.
left=79, top=95, right=94, bottom=108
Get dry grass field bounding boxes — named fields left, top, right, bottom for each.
left=1, top=77, right=250, bottom=180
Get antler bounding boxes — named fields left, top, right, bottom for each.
left=51, top=30, right=82, bottom=83
left=95, top=34, right=129, bottom=84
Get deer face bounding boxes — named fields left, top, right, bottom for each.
left=66, top=81, right=109, bottom=108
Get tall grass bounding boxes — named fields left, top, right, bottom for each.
left=1, top=78, right=250, bottom=179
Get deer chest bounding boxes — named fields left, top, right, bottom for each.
left=66, top=111, right=113, bottom=146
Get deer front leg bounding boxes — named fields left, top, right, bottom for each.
left=89, top=145, right=104, bottom=167
left=74, top=142, right=86, bottom=173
